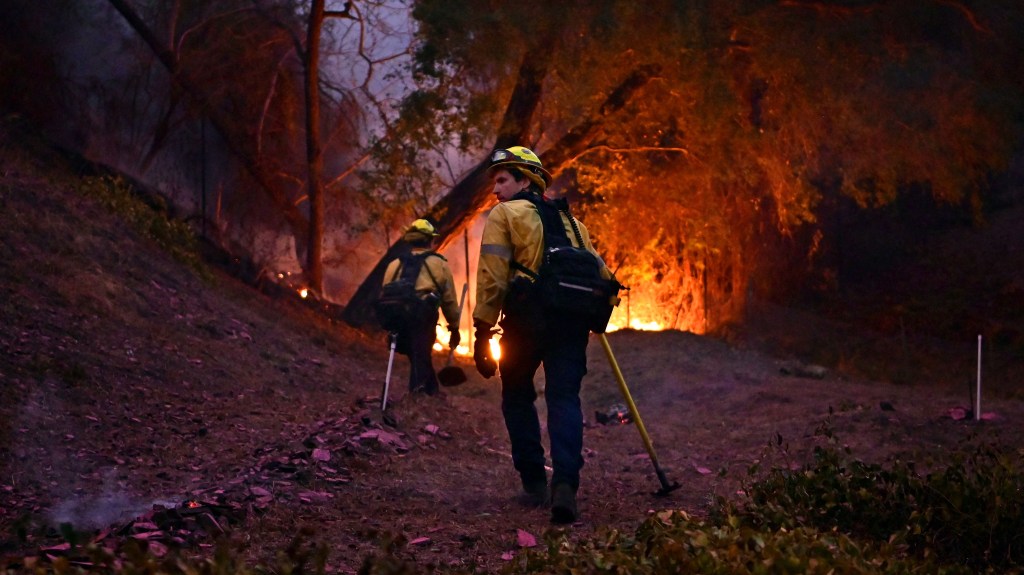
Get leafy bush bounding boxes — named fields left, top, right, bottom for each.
left=727, top=423, right=1024, bottom=571
left=76, top=175, right=209, bottom=278
left=501, top=511, right=968, bottom=574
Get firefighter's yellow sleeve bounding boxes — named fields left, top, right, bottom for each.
left=424, top=254, right=461, bottom=327
left=382, top=259, right=401, bottom=286
left=473, top=200, right=545, bottom=326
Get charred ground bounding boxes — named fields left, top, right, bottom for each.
left=1, top=118, right=1023, bottom=573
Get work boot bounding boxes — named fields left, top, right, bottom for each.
left=517, top=480, right=549, bottom=508
left=550, top=483, right=577, bottom=524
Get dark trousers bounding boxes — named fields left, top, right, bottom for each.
left=398, top=310, right=440, bottom=394
left=497, top=313, right=589, bottom=490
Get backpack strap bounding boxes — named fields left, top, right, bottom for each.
left=508, top=191, right=581, bottom=280
left=513, top=191, right=583, bottom=247
left=396, top=251, right=444, bottom=300
left=419, top=252, right=444, bottom=297
left=554, top=197, right=587, bottom=247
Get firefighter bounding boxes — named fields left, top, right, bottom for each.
left=382, top=218, right=460, bottom=396
left=472, top=146, right=607, bottom=524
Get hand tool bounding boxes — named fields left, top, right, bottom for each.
left=599, top=333, right=680, bottom=496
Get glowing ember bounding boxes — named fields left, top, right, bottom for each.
left=299, top=288, right=309, bottom=299
left=489, top=338, right=501, bottom=361
left=186, top=501, right=200, bottom=508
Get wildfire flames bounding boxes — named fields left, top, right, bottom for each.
left=430, top=308, right=665, bottom=359
left=605, top=318, right=664, bottom=332
left=278, top=273, right=669, bottom=359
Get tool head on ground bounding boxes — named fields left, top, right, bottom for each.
left=487, top=146, right=552, bottom=191
left=437, top=364, right=467, bottom=387
left=654, top=477, right=682, bottom=497
left=381, top=408, right=398, bottom=428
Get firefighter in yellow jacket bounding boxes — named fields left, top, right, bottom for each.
left=382, top=219, right=461, bottom=396
left=472, top=146, right=608, bottom=524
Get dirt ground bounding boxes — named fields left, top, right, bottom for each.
left=2, top=119, right=1023, bottom=573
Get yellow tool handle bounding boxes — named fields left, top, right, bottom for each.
left=598, top=333, right=659, bottom=464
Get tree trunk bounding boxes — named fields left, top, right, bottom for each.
left=304, top=0, right=326, bottom=295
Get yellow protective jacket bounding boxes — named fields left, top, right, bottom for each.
left=382, top=249, right=461, bottom=328
left=473, top=195, right=610, bottom=327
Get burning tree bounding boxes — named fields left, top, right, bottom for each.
left=342, top=0, right=1022, bottom=333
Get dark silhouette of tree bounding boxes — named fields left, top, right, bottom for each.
left=104, top=0, right=385, bottom=296
left=106, top=0, right=314, bottom=259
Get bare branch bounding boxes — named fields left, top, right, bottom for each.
left=324, top=1, right=354, bottom=19
left=559, top=145, right=693, bottom=174
left=324, top=153, right=371, bottom=190
left=934, top=0, right=990, bottom=33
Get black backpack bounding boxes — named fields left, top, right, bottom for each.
left=374, top=252, right=440, bottom=332
left=511, top=193, right=622, bottom=333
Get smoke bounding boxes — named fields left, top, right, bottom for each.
left=9, top=383, right=164, bottom=532
left=47, top=469, right=153, bottom=530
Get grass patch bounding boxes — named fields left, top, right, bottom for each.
left=76, top=175, right=210, bottom=280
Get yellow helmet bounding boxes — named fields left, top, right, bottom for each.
left=487, top=146, right=553, bottom=190
left=403, top=218, right=439, bottom=242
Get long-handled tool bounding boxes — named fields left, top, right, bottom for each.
left=599, top=333, right=680, bottom=496
left=438, top=283, right=469, bottom=387
left=381, top=332, right=397, bottom=411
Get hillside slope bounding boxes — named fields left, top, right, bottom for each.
left=3, top=116, right=1023, bottom=573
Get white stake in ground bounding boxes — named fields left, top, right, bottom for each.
left=976, top=335, right=982, bottom=421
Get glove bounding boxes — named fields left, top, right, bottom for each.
left=473, top=321, right=498, bottom=379
left=448, top=327, right=461, bottom=350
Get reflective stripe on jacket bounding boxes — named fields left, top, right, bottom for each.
left=383, top=249, right=461, bottom=327
left=473, top=194, right=607, bottom=326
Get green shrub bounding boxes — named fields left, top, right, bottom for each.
left=502, top=511, right=969, bottom=574
left=728, top=422, right=1024, bottom=571
left=77, top=175, right=210, bottom=278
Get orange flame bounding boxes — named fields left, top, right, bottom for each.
left=434, top=324, right=472, bottom=356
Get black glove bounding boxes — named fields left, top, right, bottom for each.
left=448, top=327, right=461, bottom=350
left=473, top=321, right=497, bottom=379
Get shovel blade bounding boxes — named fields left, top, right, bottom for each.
left=654, top=481, right=681, bottom=497
left=437, top=365, right=467, bottom=387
